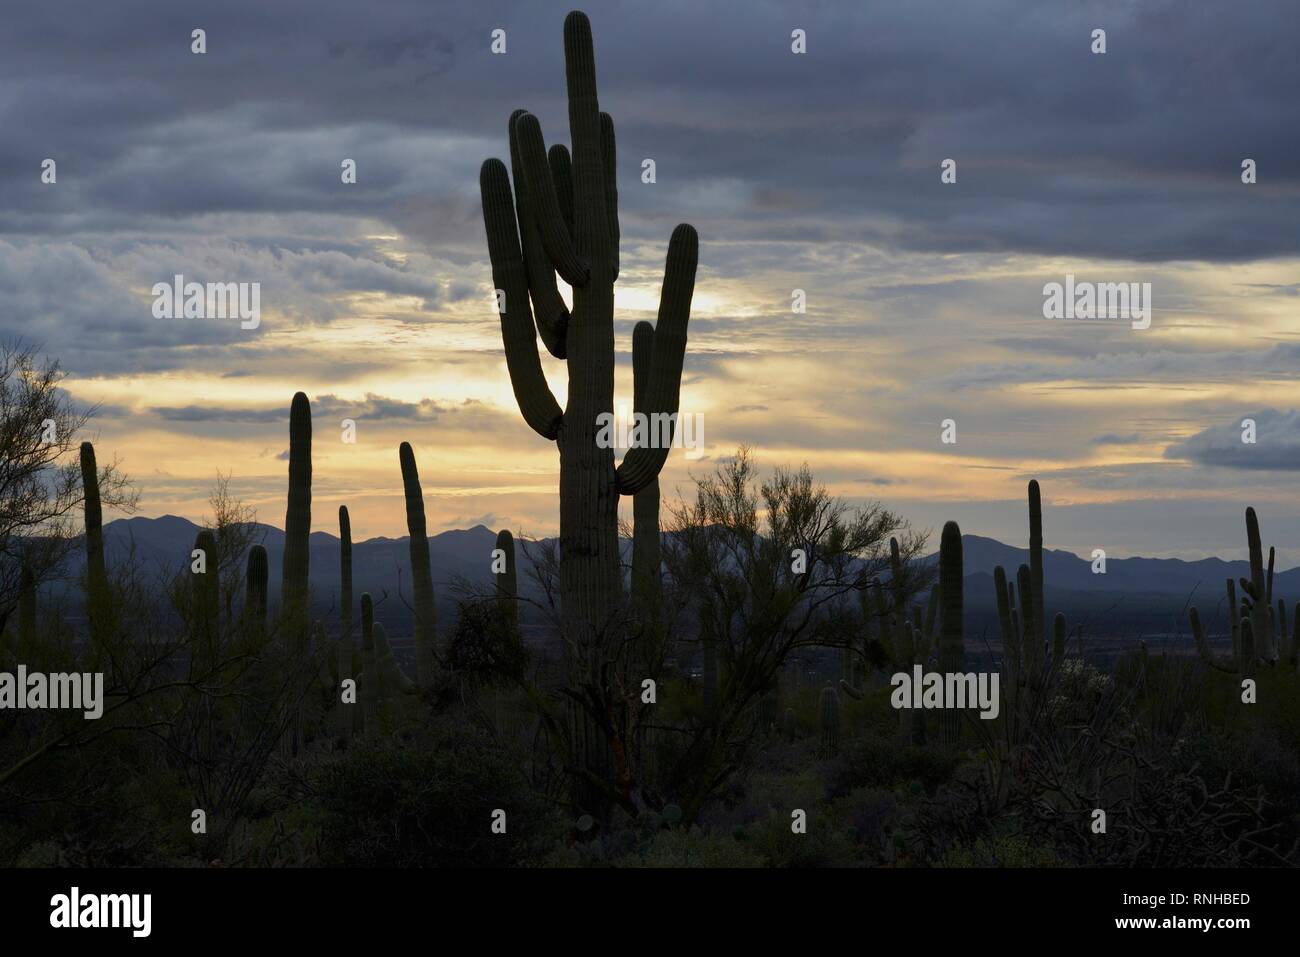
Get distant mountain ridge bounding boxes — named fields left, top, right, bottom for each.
left=40, top=516, right=1280, bottom=640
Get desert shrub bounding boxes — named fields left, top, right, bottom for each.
left=310, top=715, right=564, bottom=866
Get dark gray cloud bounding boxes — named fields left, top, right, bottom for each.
left=1166, top=409, right=1300, bottom=471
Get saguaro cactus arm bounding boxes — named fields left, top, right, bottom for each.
left=615, top=224, right=698, bottom=496
left=481, top=159, right=564, bottom=441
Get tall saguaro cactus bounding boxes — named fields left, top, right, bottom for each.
left=339, top=505, right=354, bottom=692
left=479, top=10, right=698, bottom=661
left=1028, top=480, right=1045, bottom=652
left=282, top=392, right=312, bottom=651
left=398, top=442, right=436, bottom=687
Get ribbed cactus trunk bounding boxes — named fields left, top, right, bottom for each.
left=495, top=528, right=518, bottom=634
left=192, top=529, right=220, bottom=671
left=281, top=392, right=312, bottom=653
left=398, top=443, right=436, bottom=687
left=80, top=442, right=108, bottom=647
left=480, top=11, right=698, bottom=814
left=938, top=521, right=964, bottom=747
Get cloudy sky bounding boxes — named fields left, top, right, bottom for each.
left=2, top=0, right=1298, bottom=560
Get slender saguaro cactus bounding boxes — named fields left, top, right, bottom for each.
left=398, top=442, right=436, bottom=687
left=479, top=10, right=698, bottom=661
left=282, top=392, right=312, bottom=651
left=339, top=506, right=353, bottom=645
left=1052, top=612, right=1067, bottom=664
left=938, top=521, right=964, bottom=746
left=192, top=529, right=220, bottom=668
left=80, top=441, right=108, bottom=644
left=630, top=320, right=663, bottom=635
left=495, top=528, right=518, bottom=633
left=1245, top=508, right=1275, bottom=661
left=993, top=565, right=1016, bottom=679
left=243, top=544, right=268, bottom=653
left=1028, top=480, right=1045, bottom=651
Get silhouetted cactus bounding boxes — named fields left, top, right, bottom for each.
left=339, top=506, right=353, bottom=644
left=244, top=544, right=268, bottom=646
left=1052, top=612, right=1067, bottom=664
left=1028, top=480, right=1045, bottom=651
left=630, top=320, right=663, bottom=639
left=479, top=10, right=698, bottom=659
left=1245, top=508, right=1276, bottom=660
left=819, top=684, right=840, bottom=756
left=495, top=528, right=518, bottom=634
left=938, top=521, right=963, bottom=746
left=80, top=441, right=109, bottom=645
left=282, top=392, right=312, bottom=652
left=398, top=442, right=436, bottom=688
left=192, top=529, right=219, bottom=667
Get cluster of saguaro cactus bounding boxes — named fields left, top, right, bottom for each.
left=991, top=481, right=1080, bottom=694
left=1188, top=506, right=1295, bottom=676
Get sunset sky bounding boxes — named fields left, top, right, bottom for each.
left=2, top=0, right=1298, bottom=560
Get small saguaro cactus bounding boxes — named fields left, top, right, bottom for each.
left=1052, top=612, right=1068, bottom=664
left=495, top=528, right=518, bottom=633
left=819, top=684, right=841, bottom=756
left=398, top=442, right=437, bottom=688
left=339, top=506, right=353, bottom=643
left=80, top=441, right=109, bottom=645
left=1028, top=480, right=1045, bottom=651
left=479, top=10, right=699, bottom=658
left=282, top=392, right=312, bottom=652
left=192, top=529, right=220, bottom=668
left=938, top=521, right=964, bottom=747
left=245, top=544, right=268, bottom=637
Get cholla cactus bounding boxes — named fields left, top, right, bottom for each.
left=818, top=684, right=840, bottom=756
